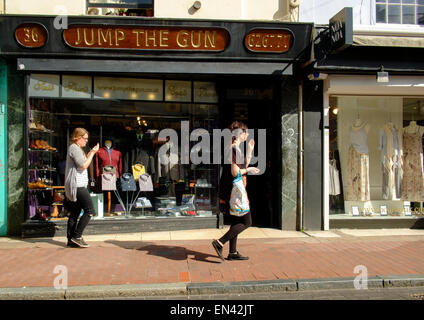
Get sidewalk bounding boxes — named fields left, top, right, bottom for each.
left=0, top=227, right=424, bottom=299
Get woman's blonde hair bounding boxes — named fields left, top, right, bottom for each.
left=70, top=128, right=89, bottom=145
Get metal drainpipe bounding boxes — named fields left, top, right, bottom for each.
left=298, top=81, right=304, bottom=232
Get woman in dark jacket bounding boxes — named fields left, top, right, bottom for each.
left=212, top=121, right=260, bottom=261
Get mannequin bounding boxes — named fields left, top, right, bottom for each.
left=401, top=120, right=424, bottom=201
left=95, top=140, right=123, bottom=178
left=346, top=118, right=371, bottom=201
left=404, top=120, right=421, bottom=134
left=352, top=118, right=371, bottom=133
left=379, top=121, right=402, bottom=200
left=96, top=140, right=123, bottom=214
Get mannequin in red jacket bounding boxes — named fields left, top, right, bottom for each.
left=95, top=140, right=122, bottom=179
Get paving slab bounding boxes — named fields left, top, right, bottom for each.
left=303, top=231, right=341, bottom=238
left=141, top=231, right=171, bottom=241
left=1, top=228, right=424, bottom=299
left=337, top=228, right=424, bottom=237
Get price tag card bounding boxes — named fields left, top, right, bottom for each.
left=380, top=205, right=388, bottom=216
left=352, top=206, right=360, bottom=216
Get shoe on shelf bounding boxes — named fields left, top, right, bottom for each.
left=70, top=237, right=89, bottom=248
left=212, top=239, right=225, bottom=261
left=227, top=251, right=249, bottom=261
left=35, top=123, right=47, bottom=131
left=35, top=140, right=44, bottom=150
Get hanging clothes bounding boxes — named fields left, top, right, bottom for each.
left=401, top=124, right=424, bottom=201
left=329, top=159, right=341, bottom=196
left=345, top=122, right=370, bottom=201
left=378, top=123, right=403, bottom=200
left=124, top=134, right=155, bottom=175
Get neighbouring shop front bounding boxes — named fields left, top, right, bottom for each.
left=311, top=8, right=424, bottom=229
left=0, top=15, right=313, bottom=237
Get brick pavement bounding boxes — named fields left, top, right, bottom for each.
left=0, top=233, right=424, bottom=289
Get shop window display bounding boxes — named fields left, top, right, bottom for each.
left=329, top=96, right=424, bottom=217
left=27, top=82, right=220, bottom=222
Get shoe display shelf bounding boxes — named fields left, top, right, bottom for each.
left=27, top=103, right=60, bottom=222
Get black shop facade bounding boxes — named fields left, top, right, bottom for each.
left=0, top=15, right=313, bottom=237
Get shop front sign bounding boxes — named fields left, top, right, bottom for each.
left=62, top=75, right=92, bottom=98
left=29, top=74, right=60, bottom=97
left=244, top=29, right=293, bottom=53
left=94, top=77, right=163, bottom=100
left=194, top=82, right=218, bottom=103
left=15, top=23, right=48, bottom=48
left=63, top=25, right=229, bottom=51
left=329, top=7, right=353, bottom=53
left=165, top=80, right=191, bottom=102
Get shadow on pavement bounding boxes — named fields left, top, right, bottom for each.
left=105, top=240, right=221, bottom=264
left=21, top=238, right=68, bottom=248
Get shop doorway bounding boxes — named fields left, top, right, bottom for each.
left=218, top=78, right=281, bottom=228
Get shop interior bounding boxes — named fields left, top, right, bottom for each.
left=26, top=74, right=280, bottom=228
left=329, top=96, right=424, bottom=218
left=27, top=97, right=220, bottom=221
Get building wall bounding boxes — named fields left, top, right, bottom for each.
left=2, top=0, right=291, bottom=21
left=6, top=62, right=25, bottom=236
left=155, top=0, right=290, bottom=21
left=4, top=0, right=86, bottom=15
left=299, top=0, right=373, bottom=25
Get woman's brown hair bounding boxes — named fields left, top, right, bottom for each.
left=229, top=121, right=248, bottom=144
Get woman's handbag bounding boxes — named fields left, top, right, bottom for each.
left=229, top=171, right=250, bottom=216
left=120, top=173, right=137, bottom=192
left=132, top=163, right=146, bottom=181
left=102, top=172, right=117, bottom=191
left=139, top=173, right=154, bottom=191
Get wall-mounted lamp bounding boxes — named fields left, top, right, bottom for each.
left=377, top=66, right=389, bottom=83
left=332, top=107, right=339, bottom=115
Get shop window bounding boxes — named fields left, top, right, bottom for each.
left=27, top=75, right=220, bottom=222
left=376, top=0, right=424, bottom=25
left=329, top=96, right=424, bottom=218
left=87, top=0, right=154, bottom=17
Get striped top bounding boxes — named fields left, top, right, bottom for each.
left=76, top=167, right=88, bottom=188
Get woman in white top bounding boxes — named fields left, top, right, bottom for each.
left=65, top=128, right=99, bottom=248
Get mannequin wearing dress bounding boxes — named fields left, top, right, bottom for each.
left=378, top=122, right=402, bottom=200
left=346, top=118, right=371, bottom=201
left=401, top=121, right=424, bottom=201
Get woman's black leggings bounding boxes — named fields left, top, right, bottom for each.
left=66, top=187, right=95, bottom=241
left=219, top=211, right=252, bottom=254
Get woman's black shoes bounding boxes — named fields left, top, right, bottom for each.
left=70, top=237, right=89, bottom=248
left=212, top=240, right=225, bottom=261
left=66, top=241, right=80, bottom=248
left=227, top=251, right=249, bottom=261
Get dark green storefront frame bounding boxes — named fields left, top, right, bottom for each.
left=0, top=59, right=7, bottom=236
